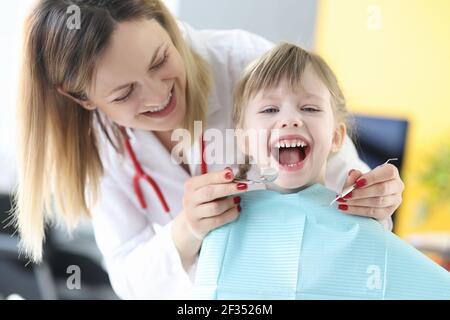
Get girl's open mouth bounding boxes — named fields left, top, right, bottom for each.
left=270, top=135, right=311, bottom=172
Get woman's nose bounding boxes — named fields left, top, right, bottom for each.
left=141, top=78, right=169, bottom=106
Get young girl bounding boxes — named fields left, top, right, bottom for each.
left=15, top=0, right=404, bottom=299
left=232, top=42, right=349, bottom=194
left=193, top=43, right=450, bottom=299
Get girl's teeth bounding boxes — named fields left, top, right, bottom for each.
left=274, top=140, right=308, bottom=148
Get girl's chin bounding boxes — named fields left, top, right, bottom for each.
left=268, top=177, right=313, bottom=193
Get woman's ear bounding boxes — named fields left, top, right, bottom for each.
left=56, top=86, right=97, bottom=110
left=331, top=122, right=347, bottom=153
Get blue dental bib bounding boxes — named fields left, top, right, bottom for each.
left=193, top=184, right=450, bottom=299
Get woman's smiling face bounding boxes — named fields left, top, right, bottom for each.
left=87, top=19, right=187, bottom=131
left=242, top=64, right=346, bottom=190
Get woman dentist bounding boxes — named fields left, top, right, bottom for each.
left=15, top=0, right=404, bottom=299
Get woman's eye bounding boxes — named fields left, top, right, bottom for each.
left=151, top=52, right=168, bottom=70
left=113, top=84, right=134, bottom=103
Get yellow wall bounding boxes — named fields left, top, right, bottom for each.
left=315, top=0, right=450, bottom=237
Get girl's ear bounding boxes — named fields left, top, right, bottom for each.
left=56, top=86, right=97, bottom=110
left=331, top=122, right=347, bottom=153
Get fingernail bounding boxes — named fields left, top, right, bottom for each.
left=337, top=198, right=346, bottom=203
left=343, top=192, right=352, bottom=199
left=237, top=205, right=242, bottom=212
left=237, top=183, right=248, bottom=191
left=338, top=204, right=348, bottom=211
left=233, top=196, right=241, bottom=204
left=348, top=169, right=355, bottom=176
left=225, top=170, right=233, bottom=180
left=355, top=179, right=367, bottom=188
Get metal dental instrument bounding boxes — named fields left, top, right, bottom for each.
left=233, top=167, right=279, bottom=184
left=329, top=158, right=399, bottom=206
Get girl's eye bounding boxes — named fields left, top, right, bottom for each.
left=302, top=106, right=321, bottom=112
left=113, top=84, right=134, bottom=103
left=261, top=106, right=279, bottom=113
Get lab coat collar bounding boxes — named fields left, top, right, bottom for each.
left=125, top=126, right=202, bottom=180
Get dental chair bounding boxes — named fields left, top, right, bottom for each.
left=0, top=194, right=117, bottom=300
left=0, top=194, right=56, bottom=300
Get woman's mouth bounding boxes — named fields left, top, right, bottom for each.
left=141, top=85, right=176, bottom=118
left=271, top=136, right=311, bottom=172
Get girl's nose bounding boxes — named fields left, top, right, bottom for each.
left=281, top=118, right=303, bottom=128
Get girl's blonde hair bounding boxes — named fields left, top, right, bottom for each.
left=15, top=0, right=211, bottom=262
left=232, top=42, right=351, bottom=178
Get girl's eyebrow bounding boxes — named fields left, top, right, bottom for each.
left=259, top=90, right=324, bottom=100
left=305, top=94, right=322, bottom=100
left=259, top=92, right=278, bottom=101
left=105, top=43, right=166, bottom=98
left=302, top=92, right=325, bottom=102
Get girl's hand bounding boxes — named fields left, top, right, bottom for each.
left=336, top=164, right=405, bottom=226
left=172, top=168, right=248, bottom=268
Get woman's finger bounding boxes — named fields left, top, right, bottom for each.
left=192, top=182, right=248, bottom=205
left=337, top=204, right=398, bottom=221
left=184, top=167, right=234, bottom=191
left=196, top=196, right=241, bottom=219
left=344, top=179, right=404, bottom=200
left=199, top=205, right=241, bottom=234
left=352, top=164, right=400, bottom=189
left=337, top=194, right=402, bottom=208
left=341, top=169, right=363, bottom=190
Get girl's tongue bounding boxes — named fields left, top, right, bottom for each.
left=278, top=147, right=306, bottom=165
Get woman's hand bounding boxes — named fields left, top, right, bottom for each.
left=336, top=164, right=405, bottom=227
left=172, top=167, right=247, bottom=269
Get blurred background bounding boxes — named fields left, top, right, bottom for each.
left=0, top=0, right=449, bottom=299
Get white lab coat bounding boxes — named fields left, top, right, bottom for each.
left=91, top=23, right=386, bottom=300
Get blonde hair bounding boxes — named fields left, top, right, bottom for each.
left=232, top=42, right=351, bottom=178
left=15, top=0, right=211, bottom=262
